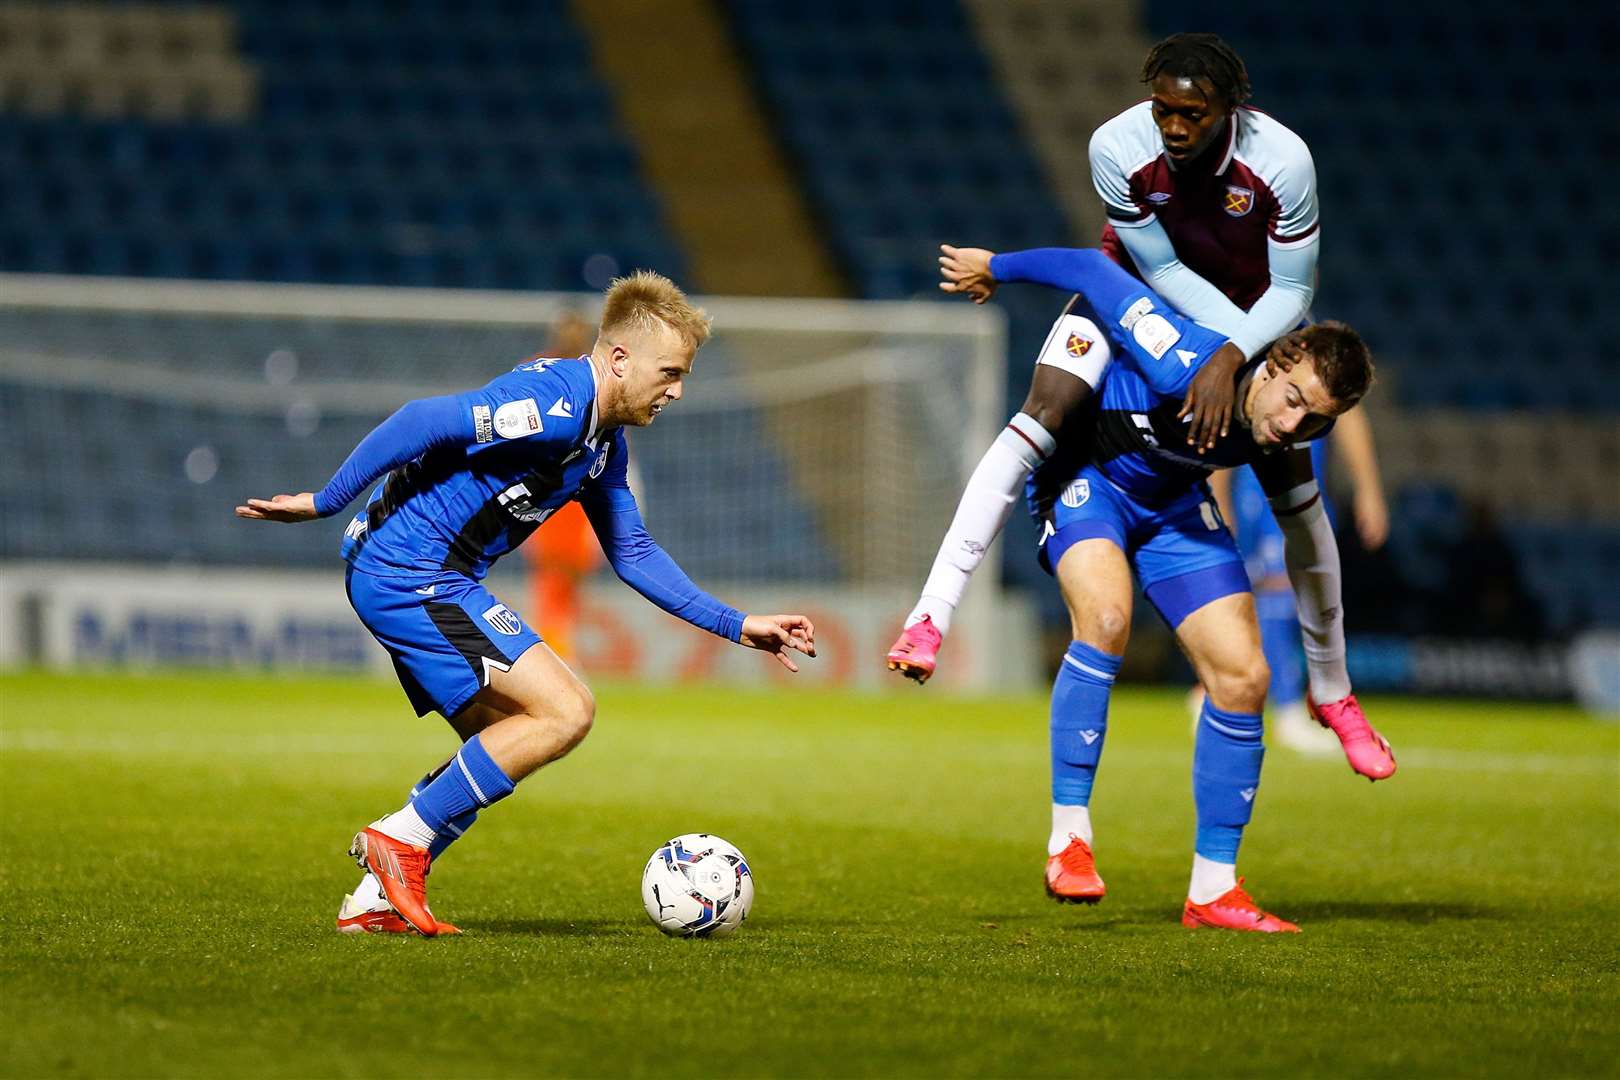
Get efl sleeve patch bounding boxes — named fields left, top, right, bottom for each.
left=494, top=398, right=543, bottom=439
left=472, top=404, right=493, bottom=443
left=1036, top=314, right=1114, bottom=389
left=1131, top=313, right=1182, bottom=360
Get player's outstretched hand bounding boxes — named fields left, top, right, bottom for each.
left=1179, top=341, right=1245, bottom=452
left=1263, top=330, right=1311, bottom=376
left=739, top=614, right=817, bottom=673
left=938, top=244, right=998, bottom=304
left=235, top=492, right=318, bottom=523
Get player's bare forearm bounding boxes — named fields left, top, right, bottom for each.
left=235, top=492, right=318, bottom=522
left=1332, top=406, right=1389, bottom=549
left=739, top=614, right=817, bottom=673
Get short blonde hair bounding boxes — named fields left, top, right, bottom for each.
left=599, top=270, right=711, bottom=352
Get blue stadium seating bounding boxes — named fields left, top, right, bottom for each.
left=0, top=0, right=687, bottom=291
left=1146, top=0, right=1620, bottom=412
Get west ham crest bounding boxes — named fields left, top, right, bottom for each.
left=1066, top=332, right=1093, bottom=357
left=1223, top=185, right=1254, bottom=217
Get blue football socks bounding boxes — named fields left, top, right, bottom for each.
left=1192, top=700, right=1265, bottom=863
left=409, top=764, right=479, bottom=861
left=1050, top=641, right=1123, bottom=806
left=409, top=734, right=515, bottom=848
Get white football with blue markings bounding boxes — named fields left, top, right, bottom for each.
left=640, top=833, right=753, bottom=938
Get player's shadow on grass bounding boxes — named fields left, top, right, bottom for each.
left=469, top=918, right=641, bottom=937
left=1278, top=900, right=1500, bottom=924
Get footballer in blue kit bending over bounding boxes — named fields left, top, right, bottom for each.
left=236, top=271, right=816, bottom=937
left=925, top=245, right=1395, bottom=932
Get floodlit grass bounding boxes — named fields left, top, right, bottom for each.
left=2, top=671, right=1616, bottom=1077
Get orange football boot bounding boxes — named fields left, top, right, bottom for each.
left=349, top=828, right=440, bottom=937
left=335, top=891, right=460, bottom=936
left=1044, top=835, right=1107, bottom=904
left=1182, top=878, right=1300, bottom=933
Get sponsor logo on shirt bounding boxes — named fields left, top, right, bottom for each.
left=1119, top=296, right=1153, bottom=332
left=472, top=404, right=493, bottom=443
left=1132, top=313, right=1182, bottom=359
left=1060, top=479, right=1091, bottom=508
left=1066, top=332, right=1094, bottom=358
left=481, top=603, right=523, bottom=636
left=494, top=398, right=542, bottom=439
left=1223, top=185, right=1254, bottom=217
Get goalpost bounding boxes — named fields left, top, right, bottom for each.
left=0, top=273, right=1039, bottom=689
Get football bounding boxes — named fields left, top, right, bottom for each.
left=640, top=833, right=754, bottom=938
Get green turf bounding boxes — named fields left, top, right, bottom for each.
left=2, top=671, right=1617, bottom=1078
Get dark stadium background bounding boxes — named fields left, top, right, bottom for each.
left=0, top=0, right=1614, bottom=706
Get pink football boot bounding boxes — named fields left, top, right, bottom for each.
left=885, top=615, right=942, bottom=684
left=1310, top=693, right=1397, bottom=781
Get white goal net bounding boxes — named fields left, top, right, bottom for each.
left=0, top=274, right=1037, bottom=688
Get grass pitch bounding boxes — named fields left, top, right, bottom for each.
left=2, top=670, right=1617, bottom=1078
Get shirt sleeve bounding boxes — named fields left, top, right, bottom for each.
left=1268, top=140, right=1320, bottom=244
left=1088, top=128, right=1153, bottom=227
left=313, top=394, right=470, bottom=516
left=989, top=247, right=1231, bottom=397
left=1222, top=236, right=1319, bottom=359
left=1110, top=218, right=1252, bottom=337
left=576, top=435, right=745, bottom=642
left=313, top=365, right=587, bottom=517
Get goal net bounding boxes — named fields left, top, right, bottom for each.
left=0, top=274, right=1034, bottom=688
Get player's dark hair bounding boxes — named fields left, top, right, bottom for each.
left=1141, top=33, right=1251, bottom=107
left=1300, top=322, right=1375, bottom=406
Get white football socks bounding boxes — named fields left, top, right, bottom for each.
left=352, top=872, right=385, bottom=908
left=906, top=414, right=1055, bottom=636
left=1189, top=853, right=1238, bottom=904
left=1048, top=803, right=1093, bottom=854
left=373, top=804, right=437, bottom=850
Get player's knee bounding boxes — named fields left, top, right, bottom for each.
left=554, top=682, right=595, bottom=747
left=1209, top=655, right=1270, bottom=713
left=1078, top=604, right=1130, bottom=651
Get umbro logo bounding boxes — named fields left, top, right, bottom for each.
left=1080, top=729, right=1101, bottom=745
left=1147, top=191, right=1172, bottom=204
left=547, top=397, right=573, bottom=418
left=1240, top=787, right=1257, bottom=802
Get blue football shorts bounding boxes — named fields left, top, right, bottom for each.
left=1036, top=464, right=1250, bottom=629
left=345, top=566, right=544, bottom=718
